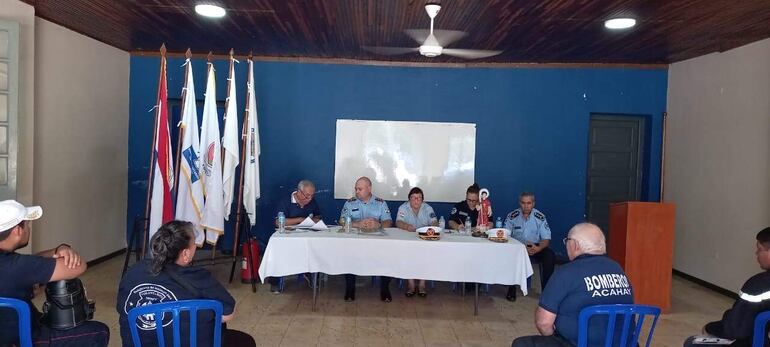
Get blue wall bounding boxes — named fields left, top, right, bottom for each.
left=128, top=57, right=667, bottom=257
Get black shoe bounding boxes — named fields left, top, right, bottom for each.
left=345, top=287, right=355, bottom=302
left=270, top=283, right=281, bottom=294
left=381, top=287, right=392, bottom=302
left=506, top=286, right=517, bottom=302
left=405, top=290, right=416, bottom=297
left=418, top=289, right=427, bottom=298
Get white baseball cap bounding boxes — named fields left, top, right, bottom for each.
left=0, top=200, right=42, bottom=232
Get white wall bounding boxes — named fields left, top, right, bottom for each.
left=666, top=38, right=770, bottom=291
left=32, top=18, right=129, bottom=261
left=0, top=0, right=35, bottom=253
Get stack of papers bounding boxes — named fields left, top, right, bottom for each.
left=290, top=216, right=329, bottom=231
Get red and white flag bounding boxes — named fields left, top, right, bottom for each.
left=148, top=54, right=175, bottom=240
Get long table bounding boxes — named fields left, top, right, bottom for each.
left=257, top=227, right=534, bottom=314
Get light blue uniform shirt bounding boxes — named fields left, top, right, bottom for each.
left=396, top=202, right=437, bottom=228
left=340, top=195, right=392, bottom=222
left=504, top=208, right=551, bottom=244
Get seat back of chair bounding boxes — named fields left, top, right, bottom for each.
left=577, top=304, right=661, bottom=347
left=127, top=299, right=223, bottom=347
left=0, top=297, right=33, bottom=347
left=752, top=310, right=770, bottom=347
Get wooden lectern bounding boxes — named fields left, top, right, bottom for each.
left=608, top=202, right=675, bottom=312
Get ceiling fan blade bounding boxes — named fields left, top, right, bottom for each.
left=441, top=48, right=503, bottom=59
left=362, top=46, right=419, bottom=55
left=404, top=29, right=467, bottom=46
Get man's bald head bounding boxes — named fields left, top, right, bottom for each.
left=567, top=223, right=606, bottom=259
left=354, top=177, right=373, bottom=200
left=356, top=177, right=372, bottom=187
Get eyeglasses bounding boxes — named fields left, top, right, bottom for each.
left=466, top=198, right=479, bottom=203
left=297, top=190, right=314, bottom=200
left=563, top=237, right=573, bottom=245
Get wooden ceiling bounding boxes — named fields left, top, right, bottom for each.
left=22, top=0, right=770, bottom=64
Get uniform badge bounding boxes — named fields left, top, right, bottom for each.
left=450, top=207, right=457, bottom=215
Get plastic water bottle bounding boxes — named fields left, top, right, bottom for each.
left=277, top=211, right=286, bottom=233
left=495, top=217, right=503, bottom=228
left=439, top=216, right=446, bottom=230
left=464, top=218, right=472, bottom=234
left=344, top=212, right=352, bottom=233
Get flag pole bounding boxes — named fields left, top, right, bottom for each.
left=142, top=43, right=167, bottom=258
left=174, top=48, right=192, bottom=194
left=232, top=52, right=253, bottom=259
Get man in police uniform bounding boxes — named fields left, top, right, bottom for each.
left=338, top=177, right=393, bottom=302
left=448, top=183, right=481, bottom=230
left=512, top=223, right=634, bottom=347
left=683, top=227, right=770, bottom=346
left=504, top=192, right=556, bottom=301
left=269, top=179, right=322, bottom=292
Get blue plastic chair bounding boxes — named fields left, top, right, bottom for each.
left=278, top=273, right=317, bottom=292
left=577, top=304, right=661, bottom=347
left=127, top=299, right=223, bottom=347
left=0, top=297, right=32, bottom=347
left=752, top=310, right=770, bottom=347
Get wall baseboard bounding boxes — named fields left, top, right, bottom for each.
left=87, top=248, right=126, bottom=267
left=673, top=269, right=738, bottom=300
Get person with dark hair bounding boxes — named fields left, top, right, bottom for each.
left=683, top=227, right=770, bottom=346
left=338, top=176, right=393, bottom=302
left=117, top=220, right=255, bottom=347
left=0, top=200, right=109, bottom=346
left=504, top=191, right=556, bottom=301
left=448, top=183, right=483, bottom=231
left=396, top=187, right=438, bottom=297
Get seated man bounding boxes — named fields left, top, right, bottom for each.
left=504, top=192, right=555, bottom=301
left=448, top=183, right=481, bottom=231
left=338, top=176, right=393, bottom=302
left=683, top=227, right=770, bottom=347
left=512, top=223, right=633, bottom=347
left=0, top=200, right=109, bottom=346
left=270, top=179, right=322, bottom=293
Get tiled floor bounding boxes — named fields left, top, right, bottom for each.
left=41, top=254, right=735, bottom=346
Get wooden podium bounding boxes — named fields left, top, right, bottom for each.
left=608, top=202, right=675, bottom=312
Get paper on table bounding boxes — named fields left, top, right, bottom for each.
left=293, top=216, right=329, bottom=230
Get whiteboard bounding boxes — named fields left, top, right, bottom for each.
left=334, top=119, right=476, bottom=202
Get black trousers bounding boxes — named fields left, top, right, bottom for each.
left=345, top=274, right=390, bottom=294
left=530, top=245, right=556, bottom=288
left=224, top=328, right=256, bottom=347
left=31, top=320, right=110, bottom=347
left=511, top=335, right=573, bottom=347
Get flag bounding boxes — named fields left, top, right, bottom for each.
left=199, top=63, right=225, bottom=245
left=222, top=56, right=239, bottom=220
left=175, top=59, right=205, bottom=246
left=242, top=59, right=261, bottom=225
left=148, top=54, right=174, bottom=241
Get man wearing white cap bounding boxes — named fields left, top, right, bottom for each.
left=0, top=200, right=109, bottom=346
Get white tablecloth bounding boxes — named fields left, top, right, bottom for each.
left=257, top=227, right=534, bottom=295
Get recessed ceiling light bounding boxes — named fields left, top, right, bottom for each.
left=195, top=4, right=226, bottom=18
left=604, top=18, right=636, bottom=30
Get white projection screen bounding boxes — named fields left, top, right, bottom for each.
left=334, top=119, right=476, bottom=202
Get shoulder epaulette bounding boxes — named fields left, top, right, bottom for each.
left=348, top=197, right=357, bottom=202
left=510, top=210, right=521, bottom=219
left=534, top=211, right=545, bottom=221
left=375, top=197, right=384, bottom=202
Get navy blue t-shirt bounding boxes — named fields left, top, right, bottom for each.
left=274, top=192, right=321, bottom=219
left=539, top=254, right=634, bottom=346
left=0, top=250, right=56, bottom=344
left=116, top=260, right=235, bottom=347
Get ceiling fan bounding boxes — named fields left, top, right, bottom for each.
left=363, top=2, right=502, bottom=60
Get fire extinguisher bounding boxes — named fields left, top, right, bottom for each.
left=241, top=238, right=260, bottom=284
